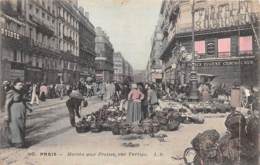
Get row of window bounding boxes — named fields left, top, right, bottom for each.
left=195, top=36, right=253, bottom=57
left=58, top=39, right=79, bottom=56
left=58, top=23, right=78, bottom=43
left=17, top=51, right=78, bottom=70
left=58, top=7, right=79, bottom=30
left=29, top=29, right=57, bottom=49
left=29, top=27, right=79, bottom=56
left=29, top=3, right=56, bottom=24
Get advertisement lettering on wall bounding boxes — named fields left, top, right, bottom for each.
left=194, top=1, right=254, bottom=31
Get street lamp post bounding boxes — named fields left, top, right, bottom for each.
left=0, top=17, right=5, bottom=112
left=189, top=0, right=199, bottom=101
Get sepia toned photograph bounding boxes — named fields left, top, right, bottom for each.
left=0, top=0, right=259, bottom=164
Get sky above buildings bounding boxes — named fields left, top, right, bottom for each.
left=78, top=0, right=162, bottom=70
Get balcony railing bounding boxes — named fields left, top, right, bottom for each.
left=29, top=14, right=55, bottom=36
left=63, top=35, right=75, bottom=45
left=30, top=39, right=58, bottom=52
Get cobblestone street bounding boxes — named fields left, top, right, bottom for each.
left=0, top=97, right=228, bottom=165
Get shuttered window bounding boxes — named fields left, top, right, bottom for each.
left=195, top=40, right=205, bottom=56
left=239, top=36, right=253, bottom=55
left=218, top=38, right=231, bottom=57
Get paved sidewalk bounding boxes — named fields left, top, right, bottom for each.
left=32, top=96, right=100, bottom=110
left=0, top=96, right=101, bottom=123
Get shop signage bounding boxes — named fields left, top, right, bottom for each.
left=195, top=1, right=253, bottom=31
left=207, top=42, right=215, bottom=55
left=1, top=28, right=20, bottom=39
left=195, top=59, right=254, bottom=67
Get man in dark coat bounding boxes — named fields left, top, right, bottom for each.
left=66, top=87, right=83, bottom=127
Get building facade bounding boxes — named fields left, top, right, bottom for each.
left=113, top=52, right=134, bottom=82
left=77, top=6, right=96, bottom=80
left=0, top=0, right=28, bottom=82
left=133, top=70, right=146, bottom=83
left=113, top=52, right=124, bottom=82
left=55, top=0, right=80, bottom=84
left=123, top=60, right=133, bottom=82
left=0, top=0, right=96, bottom=84
left=159, top=0, right=260, bottom=88
left=95, top=27, right=114, bottom=82
left=147, top=23, right=164, bottom=83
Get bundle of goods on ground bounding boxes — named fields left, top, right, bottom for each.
left=183, top=101, right=232, bottom=114
left=160, top=98, right=232, bottom=114
left=75, top=101, right=206, bottom=134
left=186, top=111, right=259, bottom=165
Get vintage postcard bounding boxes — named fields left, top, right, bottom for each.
left=0, top=0, right=259, bottom=165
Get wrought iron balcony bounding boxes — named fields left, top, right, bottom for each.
left=29, top=14, right=55, bottom=36
left=63, top=35, right=75, bottom=45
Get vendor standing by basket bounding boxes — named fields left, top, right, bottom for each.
left=127, top=84, right=144, bottom=123
left=66, top=86, right=84, bottom=127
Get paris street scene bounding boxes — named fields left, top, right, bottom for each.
left=0, top=0, right=259, bottom=165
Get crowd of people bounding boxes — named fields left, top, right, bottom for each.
left=0, top=78, right=103, bottom=148
left=0, top=77, right=258, bottom=150
left=65, top=81, right=160, bottom=127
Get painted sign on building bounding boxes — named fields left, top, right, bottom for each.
left=1, top=28, right=21, bottom=39
left=194, top=59, right=255, bottom=67
left=195, top=1, right=254, bottom=31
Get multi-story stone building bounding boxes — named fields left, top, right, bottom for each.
left=0, top=0, right=96, bottom=84
left=113, top=52, right=133, bottom=82
left=123, top=60, right=133, bottom=82
left=133, top=70, right=146, bottom=83
left=159, top=0, right=260, bottom=88
left=146, top=60, right=151, bottom=81
left=0, top=0, right=28, bottom=82
left=113, top=52, right=124, bottom=82
left=55, top=0, right=80, bottom=84
left=147, top=23, right=164, bottom=83
left=159, top=0, right=181, bottom=83
left=95, top=27, right=114, bottom=82
left=25, top=0, right=61, bottom=83
left=77, top=7, right=96, bottom=79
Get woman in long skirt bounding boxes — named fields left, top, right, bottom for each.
left=5, top=80, right=31, bottom=148
left=127, top=84, right=144, bottom=123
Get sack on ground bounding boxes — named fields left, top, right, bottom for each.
left=75, top=118, right=90, bottom=133
left=112, top=123, right=120, bottom=135
left=90, top=122, right=102, bottom=133
left=167, top=120, right=180, bottom=131
left=190, top=115, right=205, bottom=124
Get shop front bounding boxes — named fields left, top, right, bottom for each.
left=63, top=69, right=80, bottom=84
left=195, top=57, right=257, bottom=87
left=25, top=66, right=43, bottom=83
left=1, top=60, right=25, bottom=81
left=179, top=56, right=257, bottom=88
